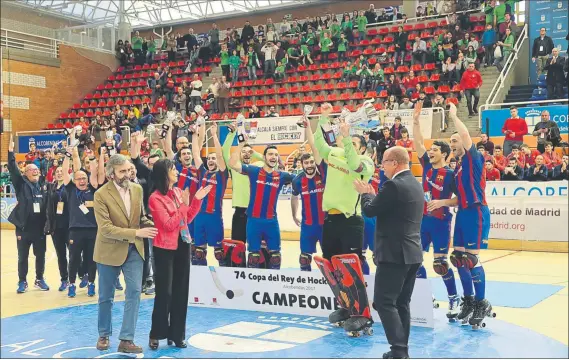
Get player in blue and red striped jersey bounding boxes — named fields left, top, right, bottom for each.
left=192, top=123, right=229, bottom=266
left=229, top=139, right=295, bottom=269
left=412, top=102, right=461, bottom=320
left=361, top=152, right=387, bottom=275
left=291, top=152, right=327, bottom=272
left=448, top=102, right=492, bottom=328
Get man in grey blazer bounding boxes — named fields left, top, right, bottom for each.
left=354, top=146, right=424, bottom=359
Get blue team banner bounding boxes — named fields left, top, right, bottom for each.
left=481, top=105, right=568, bottom=137
left=528, top=0, right=568, bottom=83
left=0, top=197, right=17, bottom=224
left=18, top=134, right=66, bottom=153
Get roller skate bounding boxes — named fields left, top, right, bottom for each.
left=457, top=295, right=475, bottom=325
left=469, top=298, right=496, bottom=329
left=344, top=316, right=374, bottom=337
left=329, top=308, right=350, bottom=327
left=446, top=295, right=461, bottom=322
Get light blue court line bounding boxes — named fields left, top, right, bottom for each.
left=430, top=279, right=564, bottom=308
left=1, top=300, right=567, bottom=358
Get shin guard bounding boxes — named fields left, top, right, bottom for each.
left=193, top=246, right=208, bottom=266
left=214, top=247, right=226, bottom=266
left=331, top=253, right=371, bottom=319
left=269, top=251, right=282, bottom=270
left=247, top=252, right=262, bottom=268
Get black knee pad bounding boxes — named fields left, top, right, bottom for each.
left=299, top=253, right=312, bottom=271
left=450, top=250, right=464, bottom=268
left=269, top=251, right=282, bottom=270
left=247, top=252, right=261, bottom=268
left=464, top=252, right=479, bottom=269
left=433, top=258, right=450, bottom=276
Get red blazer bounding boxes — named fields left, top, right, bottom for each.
left=149, top=187, right=202, bottom=250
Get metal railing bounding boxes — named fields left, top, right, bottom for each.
left=365, top=7, right=480, bottom=29
left=484, top=24, right=529, bottom=111
left=1, top=28, right=59, bottom=58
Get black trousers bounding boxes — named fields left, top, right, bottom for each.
left=374, top=262, right=421, bottom=358
left=142, top=238, right=154, bottom=285
left=231, top=207, right=248, bottom=242
left=52, top=227, right=69, bottom=281
left=150, top=237, right=191, bottom=341
left=68, top=228, right=97, bottom=284
left=547, top=82, right=565, bottom=100
left=321, top=214, right=364, bottom=260
left=16, top=229, right=46, bottom=282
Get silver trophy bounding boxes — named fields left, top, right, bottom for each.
left=424, top=191, right=432, bottom=214
left=194, top=105, right=206, bottom=127
left=236, top=113, right=245, bottom=133
left=342, top=99, right=378, bottom=128
left=296, top=105, right=313, bottom=128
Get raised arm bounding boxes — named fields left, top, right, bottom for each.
left=412, top=101, right=427, bottom=158
left=191, top=126, right=204, bottom=169
left=97, top=147, right=106, bottom=185
left=303, top=117, right=322, bottom=165
left=72, top=146, right=81, bottom=172
left=448, top=102, right=472, bottom=150
left=313, top=117, right=333, bottom=160
left=62, top=147, right=72, bottom=186
left=222, top=124, right=237, bottom=164
left=7, top=135, right=24, bottom=189
left=89, top=155, right=99, bottom=189
left=209, top=123, right=226, bottom=171
left=229, top=137, right=247, bottom=173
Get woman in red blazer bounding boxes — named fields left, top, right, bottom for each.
left=148, top=158, right=211, bottom=350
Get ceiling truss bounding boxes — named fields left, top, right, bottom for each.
left=13, top=0, right=314, bottom=29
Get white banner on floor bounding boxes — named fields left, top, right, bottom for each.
left=245, top=116, right=305, bottom=145
left=485, top=181, right=568, bottom=197
left=189, top=266, right=434, bottom=328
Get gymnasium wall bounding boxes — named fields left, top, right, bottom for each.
left=137, top=0, right=401, bottom=38
left=1, top=45, right=116, bottom=162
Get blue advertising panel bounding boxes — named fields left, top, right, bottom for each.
left=528, top=0, right=569, bottom=83
left=18, top=134, right=66, bottom=153
left=0, top=197, right=17, bottom=224
left=481, top=105, right=568, bottom=137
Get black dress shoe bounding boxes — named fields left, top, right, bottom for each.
left=167, top=339, right=187, bottom=348
left=383, top=350, right=409, bottom=359
left=149, top=338, right=159, bottom=350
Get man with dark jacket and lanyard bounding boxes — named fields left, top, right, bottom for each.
left=7, top=135, right=50, bottom=293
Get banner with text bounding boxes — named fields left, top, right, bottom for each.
left=359, top=108, right=435, bottom=139
left=18, top=134, right=66, bottom=153
left=245, top=116, right=305, bottom=145
left=481, top=105, right=568, bottom=137
left=528, top=0, right=568, bottom=83
left=189, top=266, right=434, bottom=328
left=455, top=181, right=569, bottom=241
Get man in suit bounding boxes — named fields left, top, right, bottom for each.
left=93, top=154, right=157, bottom=354
left=545, top=48, right=566, bottom=100
left=354, top=147, right=424, bottom=359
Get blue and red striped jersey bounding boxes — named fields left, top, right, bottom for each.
left=199, top=166, right=228, bottom=214
left=175, top=163, right=200, bottom=202
left=453, top=144, right=487, bottom=209
left=419, top=153, right=456, bottom=220
left=370, top=166, right=387, bottom=193
left=291, top=162, right=328, bottom=226
left=242, top=164, right=295, bottom=219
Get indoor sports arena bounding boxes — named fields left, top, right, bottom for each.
left=1, top=0, right=568, bottom=358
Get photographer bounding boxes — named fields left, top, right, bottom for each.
left=532, top=110, right=560, bottom=153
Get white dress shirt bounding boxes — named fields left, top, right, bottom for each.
left=113, top=181, right=131, bottom=218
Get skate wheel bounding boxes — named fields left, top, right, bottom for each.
left=472, top=325, right=479, bottom=330
left=481, top=322, right=486, bottom=328
left=363, top=327, right=374, bottom=336
left=347, top=331, right=360, bottom=337
left=433, top=302, right=440, bottom=309
left=491, top=312, right=496, bottom=318
left=333, top=321, right=345, bottom=328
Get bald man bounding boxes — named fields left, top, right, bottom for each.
left=7, top=135, right=50, bottom=293
left=354, top=146, right=424, bottom=359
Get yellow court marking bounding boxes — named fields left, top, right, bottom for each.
left=1, top=230, right=567, bottom=345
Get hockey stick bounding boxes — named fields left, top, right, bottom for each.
left=208, top=266, right=244, bottom=299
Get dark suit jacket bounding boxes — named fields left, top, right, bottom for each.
left=545, top=56, right=566, bottom=84
left=361, top=170, right=423, bottom=265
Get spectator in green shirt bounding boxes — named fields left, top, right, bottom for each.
left=337, top=33, right=349, bottom=61
left=494, top=28, right=515, bottom=72
left=341, top=15, right=353, bottom=43
left=356, top=11, right=368, bottom=42
left=300, top=43, right=313, bottom=65
left=303, top=28, right=316, bottom=47
left=484, top=0, right=496, bottom=25
left=287, top=46, right=300, bottom=68
left=145, top=36, right=157, bottom=64
left=319, top=32, right=333, bottom=62
left=220, top=44, right=230, bottom=80
left=229, top=50, right=242, bottom=83
left=132, top=31, right=143, bottom=66
left=245, top=46, right=259, bottom=80
left=434, top=43, right=446, bottom=68
left=494, top=2, right=507, bottom=27
left=330, top=18, right=341, bottom=42
left=274, top=61, right=286, bottom=81
left=370, top=63, right=385, bottom=90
